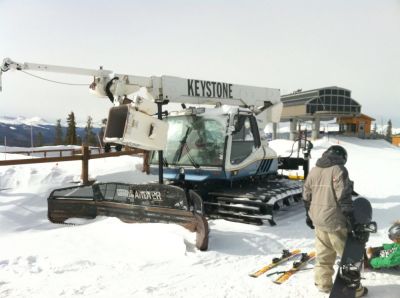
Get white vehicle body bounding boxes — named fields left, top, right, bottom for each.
left=1, top=58, right=283, bottom=156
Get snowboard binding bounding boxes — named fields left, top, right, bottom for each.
left=352, top=222, right=377, bottom=242
left=339, top=263, right=362, bottom=288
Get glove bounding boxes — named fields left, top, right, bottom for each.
left=306, top=214, right=315, bottom=229
left=304, top=202, right=314, bottom=229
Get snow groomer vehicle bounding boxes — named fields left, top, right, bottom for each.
left=1, top=58, right=311, bottom=250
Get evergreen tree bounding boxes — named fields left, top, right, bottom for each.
left=36, top=132, right=44, bottom=147
left=386, top=119, right=392, bottom=142
left=84, top=116, right=96, bottom=146
left=98, top=118, right=107, bottom=147
left=372, top=122, right=378, bottom=139
left=373, top=123, right=377, bottom=134
left=77, top=135, right=82, bottom=146
left=65, top=112, right=77, bottom=145
left=54, top=119, right=63, bottom=145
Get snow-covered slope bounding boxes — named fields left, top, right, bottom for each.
left=0, top=116, right=103, bottom=147
left=0, top=116, right=53, bottom=127
left=0, top=136, right=399, bottom=298
left=0, top=116, right=103, bottom=128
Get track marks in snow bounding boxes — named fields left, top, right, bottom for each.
left=53, top=260, right=96, bottom=274
left=1, top=256, right=43, bottom=274
left=0, top=260, right=9, bottom=268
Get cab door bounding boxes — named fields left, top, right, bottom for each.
left=229, top=114, right=261, bottom=166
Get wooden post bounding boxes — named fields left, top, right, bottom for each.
left=143, top=150, right=150, bottom=174
left=81, top=145, right=89, bottom=185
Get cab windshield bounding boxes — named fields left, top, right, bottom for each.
left=152, top=114, right=228, bottom=167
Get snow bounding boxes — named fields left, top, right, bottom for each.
left=1, top=137, right=399, bottom=297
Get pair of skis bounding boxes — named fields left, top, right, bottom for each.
left=249, top=249, right=316, bottom=284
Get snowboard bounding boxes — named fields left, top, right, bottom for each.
left=329, top=197, right=377, bottom=298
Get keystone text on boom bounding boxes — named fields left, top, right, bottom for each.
left=187, top=79, right=233, bottom=99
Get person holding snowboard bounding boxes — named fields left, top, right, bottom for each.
left=303, top=145, right=367, bottom=297
left=365, top=221, right=400, bottom=269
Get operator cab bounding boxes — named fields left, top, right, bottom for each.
left=150, top=106, right=277, bottom=182
left=155, top=108, right=228, bottom=168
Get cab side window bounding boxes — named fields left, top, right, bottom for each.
left=230, top=115, right=260, bottom=164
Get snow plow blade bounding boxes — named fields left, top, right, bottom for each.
left=48, top=183, right=209, bottom=251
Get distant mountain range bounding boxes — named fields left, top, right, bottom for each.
left=0, top=116, right=101, bottom=147
left=1, top=116, right=398, bottom=148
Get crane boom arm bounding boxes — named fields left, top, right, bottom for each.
left=1, top=58, right=113, bottom=77
left=0, top=58, right=153, bottom=102
left=0, top=57, right=282, bottom=122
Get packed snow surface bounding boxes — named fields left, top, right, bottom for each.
left=0, top=136, right=399, bottom=297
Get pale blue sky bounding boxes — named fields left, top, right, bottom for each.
left=0, top=0, right=399, bottom=126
